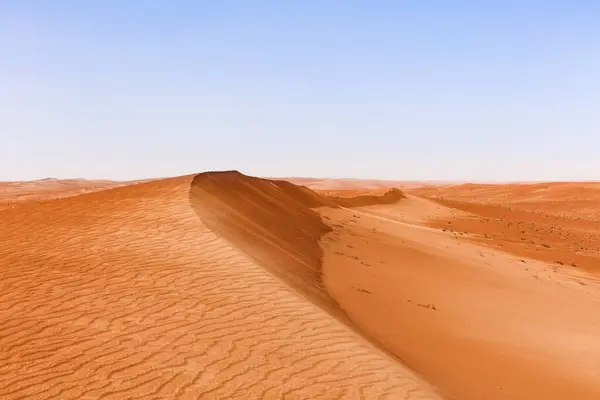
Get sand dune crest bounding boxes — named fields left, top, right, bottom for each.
left=0, top=172, right=439, bottom=399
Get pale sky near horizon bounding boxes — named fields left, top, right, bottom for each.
left=1, top=1, right=599, bottom=182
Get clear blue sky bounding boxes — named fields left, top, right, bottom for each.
left=1, top=1, right=599, bottom=181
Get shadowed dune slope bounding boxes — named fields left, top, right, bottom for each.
left=189, top=171, right=407, bottom=316
left=0, top=172, right=438, bottom=399
left=190, top=171, right=339, bottom=313
left=324, top=188, right=406, bottom=207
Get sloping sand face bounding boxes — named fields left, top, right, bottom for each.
left=4, top=172, right=597, bottom=400
left=188, top=171, right=406, bottom=317
left=0, top=173, right=439, bottom=399
left=189, top=171, right=339, bottom=315
left=320, top=195, right=600, bottom=399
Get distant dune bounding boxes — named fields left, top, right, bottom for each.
left=410, top=182, right=600, bottom=270
left=0, top=178, right=149, bottom=209
left=278, top=177, right=457, bottom=190
left=1, top=173, right=599, bottom=399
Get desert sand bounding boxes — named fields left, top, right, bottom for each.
left=281, top=177, right=455, bottom=190
left=0, top=178, right=148, bottom=211
left=1, top=172, right=599, bottom=399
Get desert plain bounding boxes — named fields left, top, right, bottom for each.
left=1, top=171, right=599, bottom=399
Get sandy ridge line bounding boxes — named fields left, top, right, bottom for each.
left=0, top=173, right=440, bottom=399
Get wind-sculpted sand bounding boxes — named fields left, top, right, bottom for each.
left=2, top=172, right=599, bottom=399
left=320, top=196, right=600, bottom=400
left=0, top=173, right=438, bottom=399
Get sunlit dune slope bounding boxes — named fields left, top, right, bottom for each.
left=190, top=171, right=339, bottom=314
left=0, top=172, right=438, bottom=399
left=319, top=195, right=600, bottom=400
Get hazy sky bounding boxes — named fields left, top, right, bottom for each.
left=2, top=1, right=599, bottom=181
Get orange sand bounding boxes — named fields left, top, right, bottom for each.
left=0, top=178, right=148, bottom=211
left=1, top=173, right=599, bottom=399
left=0, top=173, right=438, bottom=399
left=411, top=183, right=600, bottom=271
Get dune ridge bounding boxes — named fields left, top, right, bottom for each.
left=189, top=171, right=407, bottom=318
left=5, top=171, right=598, bottom=399
left=0, top=172, right=439, bottom=399
left=191, top=173, right=600, bottom=399
left=189, top=171, right=339, bottom=315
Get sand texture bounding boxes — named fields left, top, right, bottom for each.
left=1, top=172, right=599, bottom=399
left=0, top=173, right=438, bottom=399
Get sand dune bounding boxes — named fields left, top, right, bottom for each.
left=2, top=172, right=599, bottom=399
left=189, top=172, right=409, bottom=316
left=320, top=196, right=600, bottom=400
left=0, top=173, right=438, bottom=399
left=279, top=177, right=454, bottom=190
